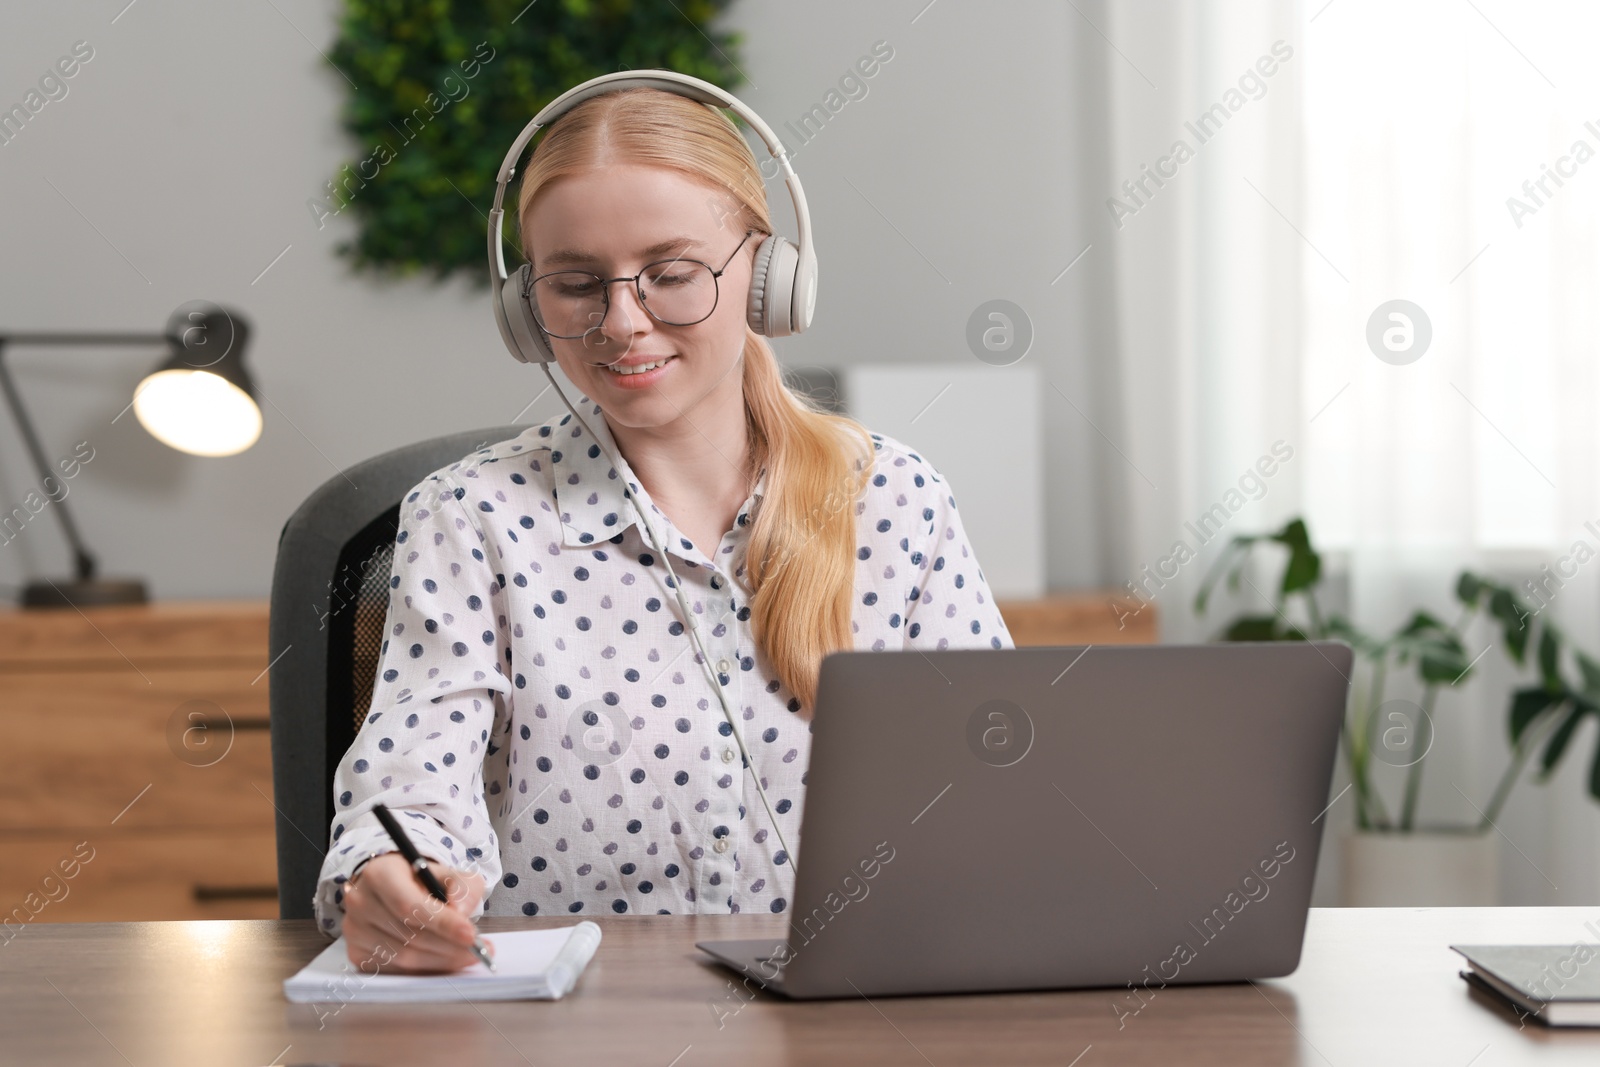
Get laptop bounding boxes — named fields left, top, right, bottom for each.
left=696, top=641, right=1353, bottom=999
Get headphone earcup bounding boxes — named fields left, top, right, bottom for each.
left=494, top=265, right=555, bottom=364
left=747, top=233, right=801, bottom=337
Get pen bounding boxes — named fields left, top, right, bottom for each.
left=370, top=802, right=495, bottom=972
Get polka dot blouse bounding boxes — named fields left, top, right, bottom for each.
left=313, top=398, right=1014, bottom=935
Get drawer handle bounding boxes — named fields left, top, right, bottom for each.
left=193, top=884, right=278, bottom=902
left=231, top=717, right=272, bottom=732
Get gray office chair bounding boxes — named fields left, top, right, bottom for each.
left=268, top=425, right=525, bottom=920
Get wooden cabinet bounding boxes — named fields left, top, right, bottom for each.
left=0, top=591, right=1147, bottom=926
left=0, top=601, right=279, bottom=924
left=996, top=591, right=1157, bottom=646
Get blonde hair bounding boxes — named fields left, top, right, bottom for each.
left=515, top=87, right=873, bottom=714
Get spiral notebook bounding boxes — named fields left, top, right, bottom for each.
left=284, top=921, right=602, bottom=1004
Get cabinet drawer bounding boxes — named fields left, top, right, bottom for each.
left=0, top=827, right=280, bottom=924
left=0, top=668, right=274, bottom=831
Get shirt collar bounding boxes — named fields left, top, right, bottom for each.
left=542, top=397, right=767, bottom=558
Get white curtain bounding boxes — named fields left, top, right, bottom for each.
left=1102, top=0, right=1600, bottom=905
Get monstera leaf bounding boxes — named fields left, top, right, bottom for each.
left=1196, top=520, right=1600, bottom=826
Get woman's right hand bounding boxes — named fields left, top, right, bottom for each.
left=339, top=851, right=494, bottom=974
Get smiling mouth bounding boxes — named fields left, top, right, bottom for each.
left=603, top=356, right=676, bottom=376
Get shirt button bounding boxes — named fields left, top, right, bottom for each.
left=711, top=576, right=722, bottom=589
left=713, top=838, right=731, bottom=854
left=717, top=658, right=731, bottom=673
left=721, top=747, right=736, bottom=763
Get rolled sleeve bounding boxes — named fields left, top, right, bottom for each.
left=311, top=468, right=514, bottom=938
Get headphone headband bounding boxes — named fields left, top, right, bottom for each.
left=487, top=69, right=817, bottom=363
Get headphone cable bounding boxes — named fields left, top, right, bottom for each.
left=535, top=359, right=800, bottom=883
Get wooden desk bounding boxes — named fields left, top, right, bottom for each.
left=3, top=908, right=1596, bottom=1064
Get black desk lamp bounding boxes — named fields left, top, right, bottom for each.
left=0, top=305, right=261, bottom=608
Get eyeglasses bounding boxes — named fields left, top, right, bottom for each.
left=525, top=230, right=756, bottom=339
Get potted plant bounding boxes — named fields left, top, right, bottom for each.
left=1194, top=519, right=1600, bottom=906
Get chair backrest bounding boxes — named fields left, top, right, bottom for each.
left=267, top=425, right=526, bottom=919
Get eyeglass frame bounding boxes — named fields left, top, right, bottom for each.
left=523, top=229, right=758, bottom=338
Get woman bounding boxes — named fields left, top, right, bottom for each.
left=316, top=84, right=1014, bottom=973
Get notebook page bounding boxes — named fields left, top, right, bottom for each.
left=285, top=922, right=602, bottom=1003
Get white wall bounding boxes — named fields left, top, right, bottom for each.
left=0, top=0, right=1116, bottom=601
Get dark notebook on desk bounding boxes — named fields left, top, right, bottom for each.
left=1452, top=944, right=1600, bottom=1026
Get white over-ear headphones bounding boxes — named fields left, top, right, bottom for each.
left=483, top=69, right=810, bottom=883
left=487, top=68, right=817, bottom=364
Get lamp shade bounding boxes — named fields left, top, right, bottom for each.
left=134, top=310, right=262, bottom=457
